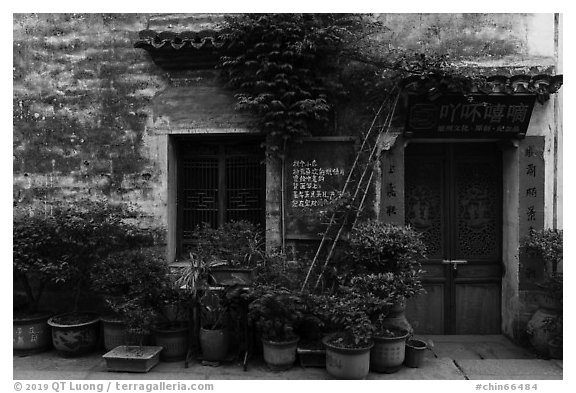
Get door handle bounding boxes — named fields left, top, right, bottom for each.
left=442, top=259, right=468, bottom=270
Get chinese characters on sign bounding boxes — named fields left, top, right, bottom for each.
left=381, top=147, right=404, bottom=225
left=406, top=95, right=536, bottom=136
left=291, top=160, right=345, bottom=209
left=285, top=138, right=356, bottom=238
left=518, top=137, right=545, bottom=290
left=523, top=146, right=540, bottom=226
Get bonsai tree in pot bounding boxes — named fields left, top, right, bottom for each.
left=341, top=221, right=427, bottom=333
left=98, top=248, right=173, bottom=372
left=522, top=228, right=563, bottom=357
left=189, top=221, right=265, bottom=286
left=102, top=300, right=164, bottom=373
left=90, top=247, right=174, bottom=352
left=13, top=209, right=64, bottom=354
left=521, top=228, right=563, bottom=308
left=316, top=290, right=377, bottom=380
left=39, top=199, right=158, bottom=357
left=347, top=273, right=409, bottom=373
left=248, top=286, right=305, bottom=371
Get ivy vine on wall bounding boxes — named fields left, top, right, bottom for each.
left=218, top=14, right=372, bottom=156
left=217, top=14, right=482, bottom=157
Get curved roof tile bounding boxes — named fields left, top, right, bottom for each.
left=134, top=29, right=229, bottom=51
left=400, top=74, right=563, bottom=102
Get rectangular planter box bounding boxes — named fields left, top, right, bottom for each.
left=297, top=347, right=326, bottom=368
left=209, top=267, right=256, bottom=286
left=103, top=345, right=163, bottom=373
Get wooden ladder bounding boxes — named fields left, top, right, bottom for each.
left=300, top=88, right=401, bottom=293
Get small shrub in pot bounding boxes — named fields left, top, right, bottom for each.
left=248, top=287, right=305, bottom=370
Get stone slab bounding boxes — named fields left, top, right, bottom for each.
left=422, top=335, right=536, bottom=360
left=455, top=359, right=563, bottom=380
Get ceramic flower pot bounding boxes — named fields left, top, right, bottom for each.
left=262, top=336, right=299, bottom=371
left=378, top=298, right=413, bottom=335
left=323, top=335, right=373, bottom=380
left=13, top=312, right=52, bottom=355
left=404, top=339, right=428, bottom=368
left=153, top=322, right=189, bottom=362
left=48, top=312, right=100, bottom=357
left=370, top=330, right=410, bottom=373
left=101, top=318, right=127, bottom=352
left=199, top=327, right=229, bottom=361
left=527, top=308, right=560, bottom=357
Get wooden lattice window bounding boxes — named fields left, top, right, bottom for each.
left=177, top=139, right=265, bottom=251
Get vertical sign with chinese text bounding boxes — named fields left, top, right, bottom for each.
left=381, top=144, right=404, bottom=225
left=518, top=136, right=545, bottom=290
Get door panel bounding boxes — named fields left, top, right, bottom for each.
left=405, top=155, right=445, bottom=261
left=405, top=143, right=502, bottom=334
left=454, top=283, right=501, bottom=334
left=405, top=283, right=445, bottom=334
left=453, top=154, right=501, bottom=261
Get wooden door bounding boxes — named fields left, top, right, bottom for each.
left=404, top=143, right=502, bottom=334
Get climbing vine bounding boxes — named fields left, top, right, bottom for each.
left=218, top=14, right=481, bottom=156
left=218, top=14, right=374, bottom=155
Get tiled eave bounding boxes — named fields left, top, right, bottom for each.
left=134, top=29, right=231, bottom=69
left=400, top=74, right=563, bottom=103
left=134, top=29, right=229, bottom=51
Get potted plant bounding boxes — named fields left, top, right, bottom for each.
left=342, top=222, right=427, bottom=334
left=198, top=289, right=230, bottom=362
left=318, top=292, right=375, bottom=380
left=13, top=210, right=60, bottom=355
left=43, top=200, right=157, bottom=357
left=543, top=315, right=562, bottom=360
left=345, top=273, right=410, bottom=373
left=99, top=247, right=170, bottom=372
left=522, top=228, right=563, bottom=357
left=248, top=287, right=305, bottom=371
left=102, top=302, right=163, bottom=373
left=153, top=285, right=190, bottom=362
left=190, top=221, right=265, bottom=286
left=90, top=247, right=174, bottom=353
left=522, top=228, right=563, bottom=309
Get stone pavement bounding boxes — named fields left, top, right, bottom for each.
left=13, top=335, right=562, bottom=380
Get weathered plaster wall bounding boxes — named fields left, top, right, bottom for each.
left=375, top=13, right=531, bottom=59
left=13, top=13, right=560, bottom=250
left=13, top=13, right=168, bottom=227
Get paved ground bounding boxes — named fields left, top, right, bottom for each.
left=13, top=335, right=562, bottom=380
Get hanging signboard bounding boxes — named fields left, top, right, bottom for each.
left=405, top=94, right=536, bottom=138
left=284, top=137, right=356, bottom=239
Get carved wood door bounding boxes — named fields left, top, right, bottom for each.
left=404, top=143, right=502, bottom=334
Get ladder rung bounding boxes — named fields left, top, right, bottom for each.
left=300, top=89, right=401, bottom=293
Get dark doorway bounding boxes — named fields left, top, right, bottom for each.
left=404, top=143, right=502, bottom=334
left=176, top=137, right=265, bottom=254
